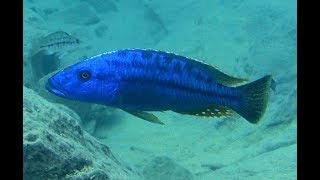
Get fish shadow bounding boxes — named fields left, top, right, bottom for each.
left=82, top=106, right=122, bottom=134
left=31, top=51, right=60, bottom=82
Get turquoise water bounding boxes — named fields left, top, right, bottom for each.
left=23, top=0, right=297, bottom=179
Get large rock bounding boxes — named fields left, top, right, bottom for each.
left=23, top=86, right=141, bottom=179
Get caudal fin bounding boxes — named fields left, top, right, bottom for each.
left=234, top=75, right=273, bottom=124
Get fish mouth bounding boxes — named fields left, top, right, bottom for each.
left=45, top=78, right=69, bottom=98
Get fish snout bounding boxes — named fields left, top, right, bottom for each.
left=45, top=76, right=69, bottom=98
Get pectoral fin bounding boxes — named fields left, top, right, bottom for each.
left=124, top=110, right=164, bottom=125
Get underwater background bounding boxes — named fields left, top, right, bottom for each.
left=23, top=0, right=297, bottom=179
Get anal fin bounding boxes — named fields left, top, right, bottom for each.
left=124, top=110, right=164, bottom=125
left=176, top=104, right=234, bottom=118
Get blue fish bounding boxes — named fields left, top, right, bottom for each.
left=46, top=49, right=272, bottom=125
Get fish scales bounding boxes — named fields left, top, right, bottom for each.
left=96, top=49, right=239, bottom=109
left=106, top=50, right=211, bottom=91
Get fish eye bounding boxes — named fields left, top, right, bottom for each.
left=79, top=70, right=91, bottom=81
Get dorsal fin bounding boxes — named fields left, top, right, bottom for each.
left=175, top=104, right=234, bottom=118
left=165, top=49, right=248, bottom=86
left=179, top=53, right=248, bottom=86
left=126, top=49, right=248, bottom=86
left=206, top=65, right=248, bottom=86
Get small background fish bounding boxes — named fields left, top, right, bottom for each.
left=29, top=31, right=80, bottom=82
left=32, top=31, right=80, bottom=59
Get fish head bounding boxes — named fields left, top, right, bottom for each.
left=46, top=58, right=119, bottom=105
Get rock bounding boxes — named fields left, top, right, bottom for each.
left=140, top=2, right=168, bottom=44
left=23, top=54, right=36, bottom=88
left=50, top=2, right=100, bottom=26
left=23, top=86, right=141, bottom=179
left=94, top=25, right=109, bottom=38
left=82, top=0, right=118, bottom=14
left=143, top=156, right=193, bottom=180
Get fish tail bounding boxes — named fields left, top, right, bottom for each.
left=234, top=75, right=272, bottom=124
